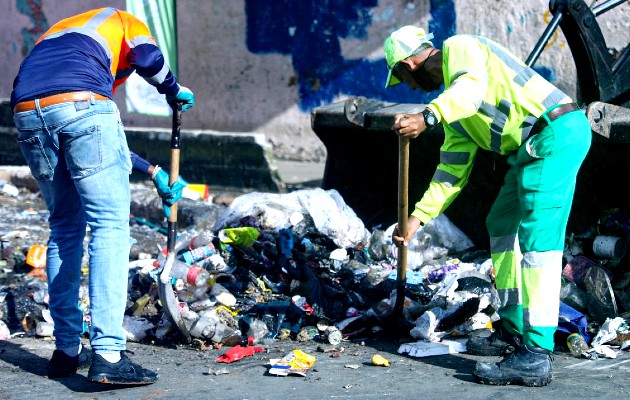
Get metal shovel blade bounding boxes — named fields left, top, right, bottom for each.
left=158, top=265, right=191, bottom=343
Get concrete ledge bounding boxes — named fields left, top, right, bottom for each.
left=1, top=99, right=285, bottom=193
left=125, top=127, right=285, bottom=192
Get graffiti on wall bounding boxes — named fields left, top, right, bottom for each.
left=16, top=0, right=49, bottom=56
left=245, top=0, right=456, bottom=111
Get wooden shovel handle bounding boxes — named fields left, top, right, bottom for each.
left=393, top=136, right=409, bottom=316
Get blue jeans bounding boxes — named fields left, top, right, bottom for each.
left=14, top=95, right=132, bottom=353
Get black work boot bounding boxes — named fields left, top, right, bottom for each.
left=466, top=322, right=517, bottom=356
left=87, top=351, right=158, bottom=385
left=47, top=346, right=93, bottom=378
left=473, top=341, right=553, bottom=387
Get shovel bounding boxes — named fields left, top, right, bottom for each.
left=157, top=102, right=191, bottom=343
left=392, top=135, right=409, bottom=320
left=343, top=96, right=410, bottom=328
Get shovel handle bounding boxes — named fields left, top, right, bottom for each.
left=166, top=104, right=182, bottom=253
left=157, top=102, right=191, bottom=343
left=393, top=136, right=409, bottom=316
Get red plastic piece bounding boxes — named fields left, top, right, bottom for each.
left=215, top=345, right=264, bottom=363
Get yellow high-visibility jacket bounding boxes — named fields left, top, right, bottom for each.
left=413, top=34, right=572, bottom=223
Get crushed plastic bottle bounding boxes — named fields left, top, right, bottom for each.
left=189, top=230, right=215, bottom=249
left=170, top=259, right=210, bottom=287
left=239, top=315, right=269, bottom=344
left=567, top=332, right=589, bottom=357
left=189, top=313, right=218, bottom=339
left=181, top=244, right=216, bottom=264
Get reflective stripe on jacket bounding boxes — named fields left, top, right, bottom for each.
left=412, top=35, right=572, bottom=223
left=11, top=7, right=179, bottom=106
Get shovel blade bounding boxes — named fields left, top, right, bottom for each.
left=158, top=280, right=192, bottom=343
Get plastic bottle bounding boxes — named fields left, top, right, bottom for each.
left=239, top=315, right=269, bottom=344
left=189, top=313, right=218, bottom=339
left=178, top=286, right=209, bottom=303
left=222, top=334, right=255, bottom=347
left=210, top=321, right=239, bottom=344
left=189, top=231, right=215, bottom=250
left=170, top=259, right=210, bottom=287
left=567, top=332, right=589, bottom=357
left=181, top=244, right=216, bottom=264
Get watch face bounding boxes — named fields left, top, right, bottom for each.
left=423, top=110, right=436, bottom=127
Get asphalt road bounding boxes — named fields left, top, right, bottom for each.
left=1, top=334, right=629, bottom=400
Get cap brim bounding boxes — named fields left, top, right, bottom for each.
left=385, top=69, right=401, bottom=88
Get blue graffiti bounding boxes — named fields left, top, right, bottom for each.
left=245, top=0, right=456, bottom=111
left=16, top=0, right=49, bottom=56
left=244, top=1, right=556, bottom=111
left=533, top=66, right=555, bottom=82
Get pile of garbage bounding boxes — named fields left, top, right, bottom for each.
left=1, top=173, right=629, bottom=360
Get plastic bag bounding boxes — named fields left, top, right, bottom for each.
left=213, top=188, right=370, bottom=248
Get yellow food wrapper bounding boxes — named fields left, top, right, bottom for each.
left=268, top=349, right=316, bottom=377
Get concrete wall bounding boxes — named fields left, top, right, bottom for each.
left=1, top=0, right=628, bottom=162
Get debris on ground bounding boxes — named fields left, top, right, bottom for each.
left=1, top=171, right=629, bottom=368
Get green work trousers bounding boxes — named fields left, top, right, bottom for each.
left=486, top=107, right=592, bottom=351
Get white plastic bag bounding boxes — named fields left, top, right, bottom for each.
left=214, top=188, right=370, bottom=248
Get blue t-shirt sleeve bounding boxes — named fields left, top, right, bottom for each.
left=130, top=151, right=151, bottom=175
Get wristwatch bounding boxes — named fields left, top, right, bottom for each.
left=422, top=108, right=438, bottom=131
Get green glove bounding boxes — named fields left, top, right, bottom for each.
left=151, top=165, right=189, bottom=218
left=166, top=85, right=195, bottom=112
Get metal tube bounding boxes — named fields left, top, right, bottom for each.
left=525, top=4, right=566, bottom=67
left=592, top=0, right=627, bottom=16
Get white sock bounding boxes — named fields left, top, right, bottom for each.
left=97, top=352, right=122, bottom=363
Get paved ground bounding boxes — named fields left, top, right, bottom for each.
left=2, top=163, right=629, bottom=399
left=1, top=334, right=629, bottom=400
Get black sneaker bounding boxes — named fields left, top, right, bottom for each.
left=87, top=351, right=158, bottom=385
left=473, top=341, right=554, bottom=387
left=47, top=346, right=93, bottom=378
left=467, top=324, right=517, bottom=356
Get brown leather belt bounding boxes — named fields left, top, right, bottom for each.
left=13, top=91, right=110, bottom=113
left=530, top=102, right=579, bottom=137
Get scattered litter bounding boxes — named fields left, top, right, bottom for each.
left=591, top=317, right=627, bottom=347
left=590, top=344, right=618, bottom=359
left=371, top=354, right=390, bottom=367
left=1, top=178, right=629, bottom=377
left=268, top=349, right=316, bottom=376
left=0, top=182, right=19, bottom=197
left=398, top=338, right=468, bottom=357
left=216, top=344, right=264, bottom=363
left=0, top=320, right=11, bottom=340
left=206, top=367, right=230, bottom=375
left=123, top=315, right=155, bottom=342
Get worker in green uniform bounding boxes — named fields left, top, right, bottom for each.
left=385, top=25, right=591, bottom=387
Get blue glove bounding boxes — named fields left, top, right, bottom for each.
left=151, top=166, right=189, bottom=218
left=166, top=85, right=195, bottom=112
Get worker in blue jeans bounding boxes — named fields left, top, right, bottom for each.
left=385, top=26, right=591, bottom=386
left=11, top=8, right=193, bottom=385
